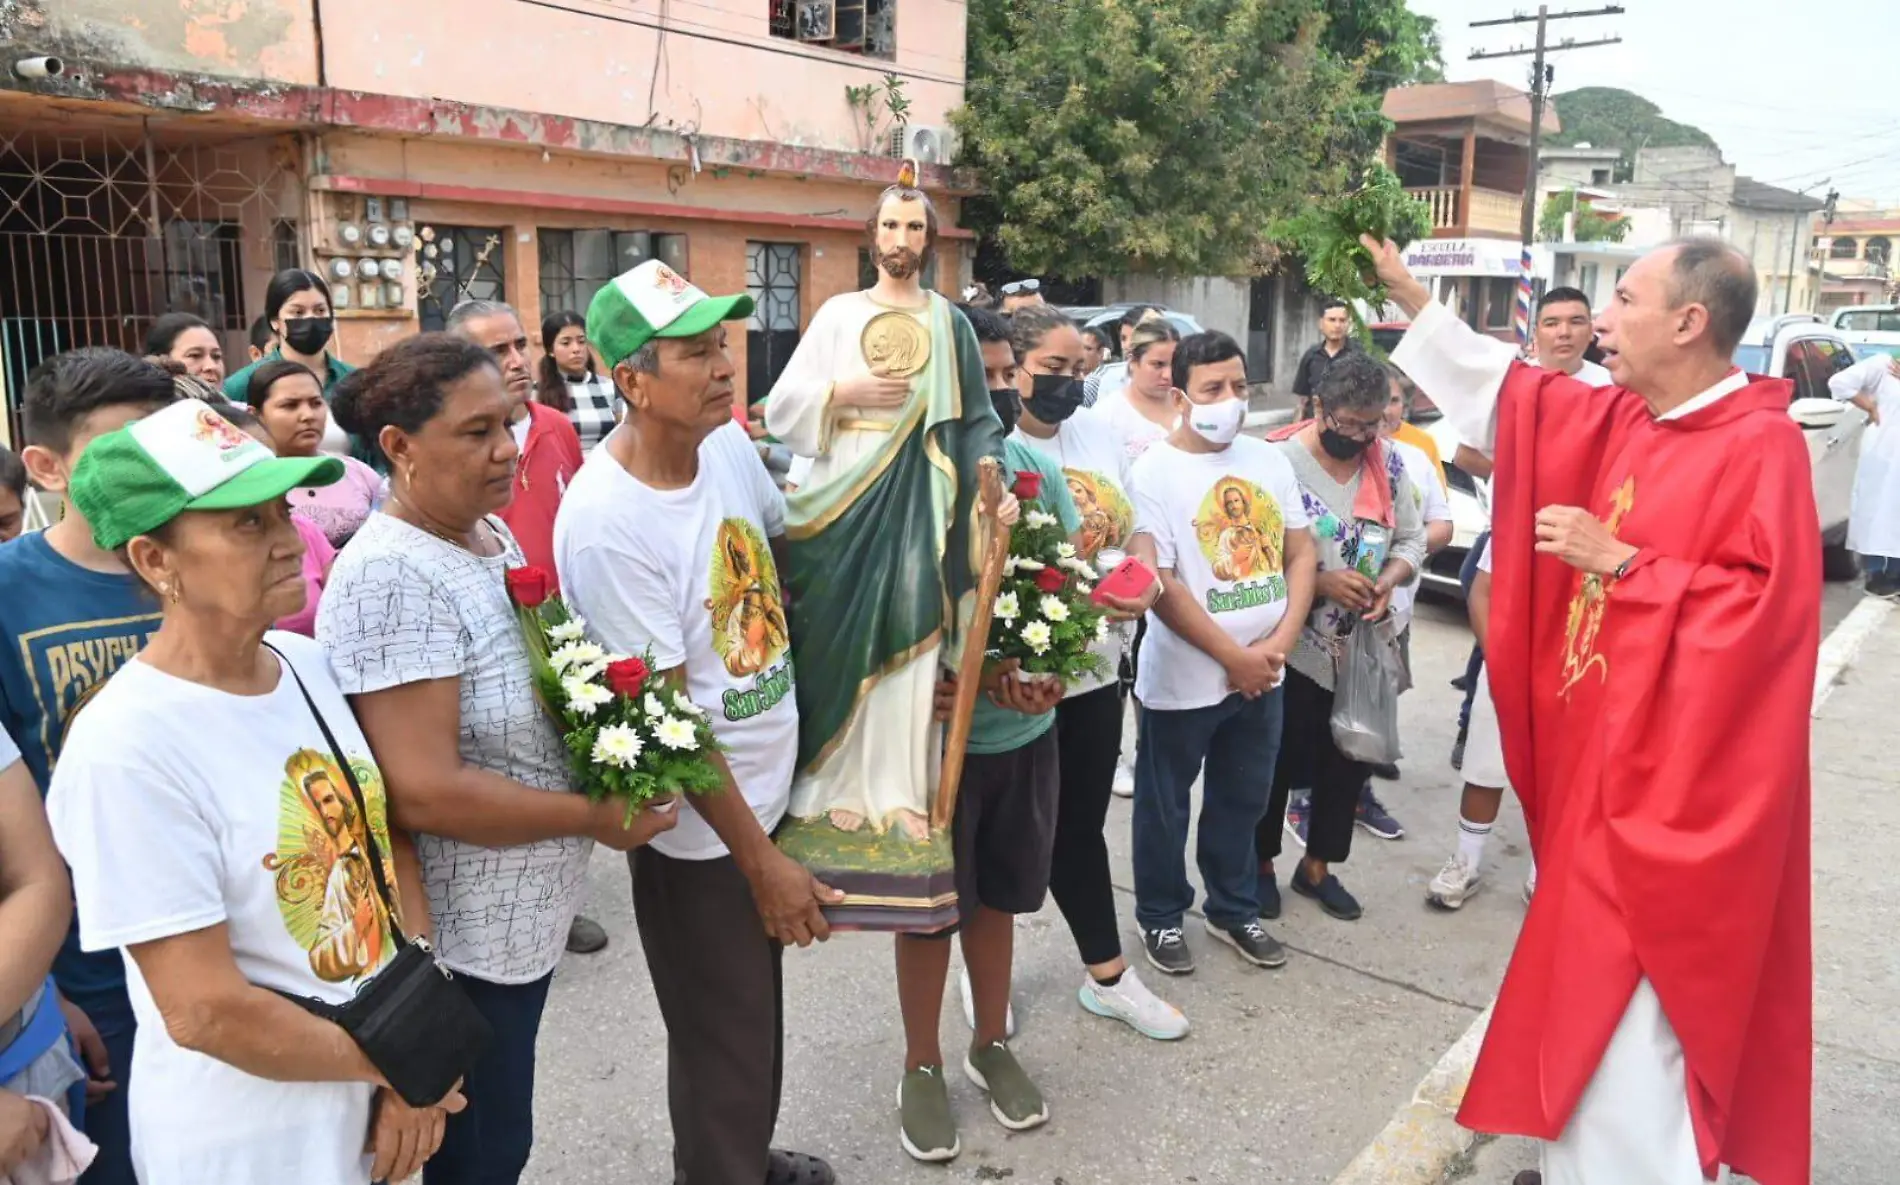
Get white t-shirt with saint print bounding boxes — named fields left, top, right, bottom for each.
left=1013, top=406, right=1140, bottom=698
left=1132, top=436, right=1311, bottom=711
left=556, top=422, right=796, bottom=861
left=319, top=513, right=589, bottom=986
left=47, top=633, right=395, bottom=1185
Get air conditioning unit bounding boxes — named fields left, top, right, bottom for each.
left=900, top=124, right=958, bottom=167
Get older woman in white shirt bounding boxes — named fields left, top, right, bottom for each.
left=46, top=398, right=462, bottom=1185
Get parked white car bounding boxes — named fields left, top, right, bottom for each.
left=1417, top=316, right=1866, bottom=596
left=1831, top=304, right=1900, bottom=352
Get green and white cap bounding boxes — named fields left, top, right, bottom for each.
left=586, top=259, right=754, bottom=369
left=72, top=398, right=345, bottom=550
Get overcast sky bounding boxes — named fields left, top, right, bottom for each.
left=1409, top=0, right=1900, bottom=208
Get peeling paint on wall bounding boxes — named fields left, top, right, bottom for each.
left=8, top=0, right=317, bottom=84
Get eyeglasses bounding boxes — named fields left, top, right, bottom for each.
left=1325, top=412, right=1384, bottom=438
left=1000, top=279, right=1042, bottom=296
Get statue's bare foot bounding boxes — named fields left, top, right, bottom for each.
left=895, top=810, right=932, bottom=842
left=828, top=809, right=865, bottom=833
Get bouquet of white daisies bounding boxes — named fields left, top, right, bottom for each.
left=987, top=470, right=1111, bottom=686
left=506, top=565, right=724, bottom=821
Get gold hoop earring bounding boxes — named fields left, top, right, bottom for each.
left=158, top=583, right=179, bottom=605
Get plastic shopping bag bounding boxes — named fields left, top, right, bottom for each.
left=1330, top=618, right=1404, bottom=765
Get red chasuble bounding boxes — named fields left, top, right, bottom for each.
left=1462, top=364, right=1816, bottom=1185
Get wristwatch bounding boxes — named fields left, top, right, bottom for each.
left=1611, top=550, right=1639, bottom=581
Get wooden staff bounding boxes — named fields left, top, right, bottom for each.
left=934, top=457, right=1010, bottom=831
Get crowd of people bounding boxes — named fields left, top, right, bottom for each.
left=0, top=192, right=1830, bottom=1185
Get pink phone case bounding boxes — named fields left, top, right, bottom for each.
left=1092, top=557, right=1157, bottom=605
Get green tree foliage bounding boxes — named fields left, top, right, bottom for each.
left=1320, top=0, right=1446, bottom=159
left=1538, top=188, right=1631, bottom=244
left=1548, top=87, right=1716, bottom=180
left=951, top=0, right=1370, bottom=278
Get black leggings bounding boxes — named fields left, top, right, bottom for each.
left=1259, top=669, right=1364, bottom=867
left=1050, top=684, right=1126, bottom=967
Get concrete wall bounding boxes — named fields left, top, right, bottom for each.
left=1627, top=145, right=1734, bottom=226
left=1099, top=271, right=1329, bottom=404
left=5, top=0, right=319, bottom=83
left=1101, top=274, right=1249, bottom=340
left=1732, top=205, right=1820, bottom=316
left=7, top=0, right=964, bottom=154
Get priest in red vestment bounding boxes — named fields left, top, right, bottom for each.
left=1372, top=234, right=1815, bottom=1185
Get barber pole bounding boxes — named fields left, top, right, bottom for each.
left=1514, top=249, right=1533, bottom=344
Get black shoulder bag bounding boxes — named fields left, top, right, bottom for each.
left=264, top=642, right=492, bottom=1107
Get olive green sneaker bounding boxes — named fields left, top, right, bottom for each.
left=963, top=1040, right=1049, bottom=1131
left=897, top=1065, right=960, bottom=1163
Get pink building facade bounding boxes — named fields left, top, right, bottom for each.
left=0, top=0, right=971, bottom=439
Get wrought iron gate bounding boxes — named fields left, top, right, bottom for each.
left=0, top=124, right=303, bottom=438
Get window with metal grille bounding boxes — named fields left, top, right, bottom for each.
left=417, top=226, right=507, bottom=331
left=537, top=229, right=688, bottom=318
left=770, top=0, right=895, bottom=60
left=747, top=242, right=802, bottom=401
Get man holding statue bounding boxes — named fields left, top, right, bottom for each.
left=767, top=163, right=1073, bottom=1162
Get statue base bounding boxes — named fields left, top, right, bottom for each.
left=775, top=813, right=959, bottom=933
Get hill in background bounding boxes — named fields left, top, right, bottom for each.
left=1548, top=87, right=1718, bottom=181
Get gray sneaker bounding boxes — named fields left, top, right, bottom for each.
left=963, top=1041, right=1049, bottom=1131
left=1203, top=917, right=1288, bottom=968
left=897, top=1066, right=960, bottom=1162
left=1140, top=925, right=1195, bottom=975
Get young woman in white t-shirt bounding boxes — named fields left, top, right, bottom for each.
left=45, top=394, right=464, bottom=1185
left=982, top=304, right=1186, bottom=1042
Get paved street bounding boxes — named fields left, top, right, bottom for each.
left=524, top=596, right=1527, bottom=1185
left=521, top=580, right=1876, bottom=1185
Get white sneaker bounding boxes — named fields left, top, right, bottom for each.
left=958, top=966, right=1016, bottom=1038
left=1523, top=863, right=1538, bottom=904
left=1078, top=967, right=1190, bottom=1041
left=1111, top=759, right=1135, bottom=799
left=1426, top=853, right=1484, bottom=911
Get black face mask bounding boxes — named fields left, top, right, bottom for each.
left=1319, top=427, right=1371, bottom=460
left=281, top=316, right=334, bottom=356
left=989, top=388, right=1021, bottom=436
left=1025, top=373, right=1085, bottom=425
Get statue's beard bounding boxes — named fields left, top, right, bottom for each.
left=879, top=246, right=925, bottom=280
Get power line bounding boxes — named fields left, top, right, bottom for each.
left=1466, top=3, right=1624, bottom=342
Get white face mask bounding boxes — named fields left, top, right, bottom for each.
left=1184, top=396, right=1246, bottom=446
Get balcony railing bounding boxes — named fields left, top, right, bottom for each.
left=1406, top=185, right=1525, bottom=237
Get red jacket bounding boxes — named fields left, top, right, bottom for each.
left=497, top=402, right=583, bottom=589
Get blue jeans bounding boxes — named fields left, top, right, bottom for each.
left=1864, top=554, right=1899, bottom=575
left=1133, top=690, right=1284, bottom=931
left=73, top=988, right=135, bottom=1185
left=1457, top=530, right=1490, bottom=733
left=424, top=972, right=554, bottom=1185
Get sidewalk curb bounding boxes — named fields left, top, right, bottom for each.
left=1812, top=595, right=1892, bottom=717
left=1329, top=1003, right=1492, bottom=1185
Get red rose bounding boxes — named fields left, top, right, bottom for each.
left=1034, top=566, right=1067, bottom=593
left=1011, top=470, right=1043, bottom=501
left=506, top=566, right=553, bottom=608
left=604, top=657, right=650, bottom=699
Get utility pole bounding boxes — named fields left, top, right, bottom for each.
left=1469, top=5, right=1623, bottom=342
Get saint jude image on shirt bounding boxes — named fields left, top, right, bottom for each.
left=262, top=749, right=397, bottom=985
left=708, top=517, right=790, bottom=680
left=1195, top=476, right=1284, bottom=583
left=1065, top=469, right=1133, bottom=562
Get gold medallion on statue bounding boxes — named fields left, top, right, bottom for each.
left=861, top=310, right=931, bottom=379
